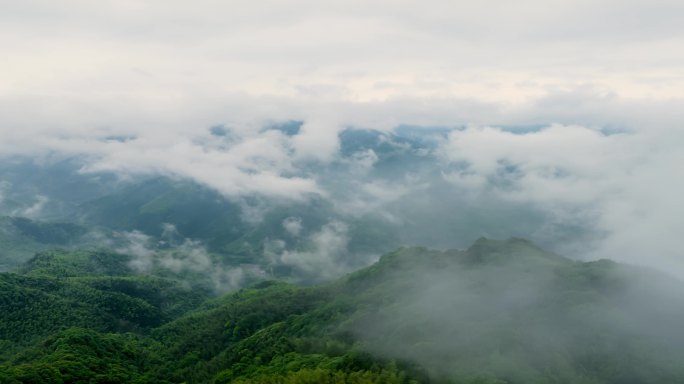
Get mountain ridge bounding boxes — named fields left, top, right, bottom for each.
left=3, top=238, right=684, bottom=383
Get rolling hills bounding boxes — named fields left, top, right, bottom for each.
left=2, top=238, right=684, bottom=383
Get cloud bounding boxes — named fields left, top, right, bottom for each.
left=282, top=217, right=303, bottom=237
left=116, top=230, right=156, bottom=272
left=291, top=118, right=342, bottom=163
left=157, top=238, right=258, bottom=292
left=110, top=226, right=259, bottom=292
left=331, top=179, right=417, bottom=222
left=2, top=90, right=682, bottom=278
left=0, top=122, right=323, bottom=201
left=0, top=1, right=682, bottom=277
left=157, top=239, right=213, bottom=273
left=1, top=1, right=683, bottom=148
left=266, top=221, right=357, bottom=281
left=11, top=195, right=49, bottom=219
left=439, top=123, right=684, bottom=274
left=349, top=242, right=684, bottom=381
left=2, top=0, right=683, bottom=107
left=160, top=223, right=181, bottom=246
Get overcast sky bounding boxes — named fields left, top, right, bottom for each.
left=2, top=0, right=684, bottom=129
left=1, top=1, right=683, bottom=273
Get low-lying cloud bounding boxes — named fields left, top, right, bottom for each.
left=3, top=97, right=683, bottom=277
left=11, top=0, right=682, bottom=275
left=439, top=123, right=684, bottom=272
left=112, top=225, right=261, bottom=292
left=265, top=220, right=369, bottom=282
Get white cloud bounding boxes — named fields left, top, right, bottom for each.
left=12, top=195, right=49, bottom=219
left=440, top=123, right=684, bottom=274
left=0, top=1, right=683, bottom=277
left=332, top=180, right=418, bottom=222
left=117, top=230, right=156, bottom=272
left=267, top=221, right=351, bottom=281
left=0, top=123, right=322, bottom=201
left=116, top=228, right=258, bottom=292
left=3, top=1, right=684, bottom=104
left=290, top=116, right=343, bottom=163
left=282, top=217, right=303, bottom=237
left=1, top=1, right=683, bottom=138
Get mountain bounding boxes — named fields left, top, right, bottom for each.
left=0, top=127, right=588, bottom=263
left=77, top=177, right=399, bottom=280
left=0, top=217, right=92, bottom=271
left=2, top=238, right=684, bottom=383
left=0, top=157, right=128, bottom=220
left=0, top=249, right=209, bottom=356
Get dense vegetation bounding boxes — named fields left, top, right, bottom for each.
left=2, top=238, right=684, bottom=383
left=79, top=177, right=398, bottom=261
left=0, top=217, right=90, bottom=272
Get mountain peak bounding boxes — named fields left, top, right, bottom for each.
left=464, top=237, right=568, bottom=266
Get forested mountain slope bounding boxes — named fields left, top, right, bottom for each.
left=0, top=217, right=90, bottom=271
left=2, top=238, right=684, bottom=383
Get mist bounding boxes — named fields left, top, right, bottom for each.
left=1, top=109, right=682, bottom=280
left=2, top=2, right=684, bottom=382
left=346, top=239, right=684, bottom=382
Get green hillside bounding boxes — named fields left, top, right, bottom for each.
left=0, top=249, right=209, bottom=362
left=0, top=217, right=90, bottom=272
left=78, top=178, right=399, bottom=272
left=2, top=239, right=684, bottom=383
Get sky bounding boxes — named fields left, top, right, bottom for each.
left=2, top=0, right=684, bottom=129
left=1, top=1, right=683, bottom=273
